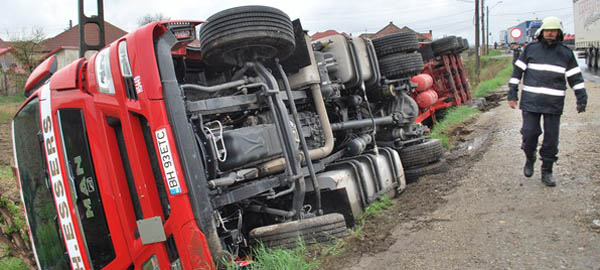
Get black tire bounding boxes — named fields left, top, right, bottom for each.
left=378, top=52, right=425, bottom=79
left=199, top=5, right=295, bottom=66
left=455, top=37, right=465, bottom=52
left=462, top=38, right=470, bottom=51
left=593, top=48, right=600, bottom=69
left=404, top=159, right=447, bottom=183
left=399, top=138, right=444, bottom=168
left=458, top=37, right=469, bottom=53
left=418, top=43, right=435, bottom=62
left=249, top=213, right=348, bottom=249
left=432, top=36, right=460, bottom=56
left=373, top=32, right=419, bottom=57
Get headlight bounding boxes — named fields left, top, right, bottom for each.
left=95, top=48, right=115, bottom=94
left=118, top=41, right=133, bottom=78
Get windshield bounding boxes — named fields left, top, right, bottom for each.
left=58, top=109, right=115, bottom=268
left=13, top=97, right=69, bottom=269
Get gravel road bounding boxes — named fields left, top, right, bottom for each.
left=346, top=81, right=600, bottom=269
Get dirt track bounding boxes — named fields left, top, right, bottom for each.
left=333, top=82, right=600, bottom=269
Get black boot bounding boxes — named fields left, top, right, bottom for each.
left=523, top=154, right=535, bottom=177
left=541, top=161, right=556, bottom=187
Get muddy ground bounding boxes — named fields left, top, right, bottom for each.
left=0, top=119, right=19, bottom=203
left=319, top=82, right=600, bottom=269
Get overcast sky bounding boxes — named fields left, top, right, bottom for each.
left=0, top=0, right=575, bottom=44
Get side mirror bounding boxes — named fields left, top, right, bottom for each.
left=24, top=56, right=57, bottom=97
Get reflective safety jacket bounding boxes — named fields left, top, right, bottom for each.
left=507, top=41, right=587, bottom=115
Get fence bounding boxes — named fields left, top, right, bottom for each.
left=0, top=70, right=27, bottom=96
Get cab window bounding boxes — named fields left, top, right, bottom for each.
left=58, top=109, right=116, bottom=268
left=13, top=98, right=69, bottom=269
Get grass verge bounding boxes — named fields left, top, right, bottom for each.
left=463, top=49, right=511, bottom=89
left=474, top=60, right=513, bottom=98
left=233, top=196, right=394, bottom=269
left=0, top=166, right=13, bottom=179
left=428, top=106, right=480, bottom=148
left=222, top=241, right=320, bottom=270
left=481, top=49, right=503, bottom=60
left=250, top=242, right=320, bottom=270
left=362, top=195, right=393, bottom=217
left=0, top=257, right=28, bottom=270
left=0, top=96, right=26, bottom=104
left=0, top=95, right=25, bottom=122
left=350, top=195, right=393, bottom=239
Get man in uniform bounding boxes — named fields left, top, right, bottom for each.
left=511, top=42, right=521, bottom=64
left=507, top=16, right=587, bottom=187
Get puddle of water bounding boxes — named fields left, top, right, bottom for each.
left=575, top=52, right=600, bottom=83
left=560, top=121, right=600, bottom=128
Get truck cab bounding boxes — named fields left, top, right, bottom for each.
left=13, top=22, right=214, bottom=269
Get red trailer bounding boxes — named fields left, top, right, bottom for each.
left=412, top=36, right=471, bottom=124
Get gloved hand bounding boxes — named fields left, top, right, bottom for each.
left=577, top=103, right=586, bottom=113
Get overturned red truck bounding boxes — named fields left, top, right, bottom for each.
left=12, top=6, right=447, bottom=269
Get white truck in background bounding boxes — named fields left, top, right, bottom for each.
left=573, top=0, right=600, bottom=68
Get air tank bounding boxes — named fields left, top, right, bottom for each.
left=410, top=74, right=433, bottom=92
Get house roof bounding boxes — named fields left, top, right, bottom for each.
left=0, top=47, right=13, bottom=57
left=42, top=21, right=127, bottom=53
left=311, top=30, right=351, bottom=40
left=359, top=22, right=432, bottom=42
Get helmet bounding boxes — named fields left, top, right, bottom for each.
left=536, top=17, right=564, bottom=41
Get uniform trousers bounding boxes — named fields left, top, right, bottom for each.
left=520, top=110, right=561, bottom=162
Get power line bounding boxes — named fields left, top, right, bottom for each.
left=413, top=19, right=474, bottom=32
left=397, top=9, right=475, bottom=26
left=341, top=8, right=475, bottom=34
left=492, top=7, right=572, bottom=16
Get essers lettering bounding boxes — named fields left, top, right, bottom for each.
left=43, top=115, right=52, bottom=133
left=39, top=84, right=85, bottom=269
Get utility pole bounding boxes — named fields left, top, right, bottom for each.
left=486, top=5, right=490, bottom=54
left=481, top=0, right=486, bottom=55
left=475, top=0, right=480, bottom=76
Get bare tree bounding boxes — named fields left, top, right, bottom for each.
left=7, top=28, right=46, bottom=73
left=137, top=13, right=171, bottom=27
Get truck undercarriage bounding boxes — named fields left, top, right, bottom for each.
left=156, top=6, right=443, bottom=258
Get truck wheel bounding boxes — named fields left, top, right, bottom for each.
left=462, top=38, right=469, bottom=51
left=593, top=48, right=600, bottom=69
left=404, top=159, right=447, bottom=183
left=249, top=213, right=348, bottom=249
left=373, top=32, right=419, bottom=57
left=432, top=36, right=460, bottom=56
left=418, top=43, right=435, bottom=63
left=399, top=138, right=444, bottom=168
left=456, top=37, right=469, bottom=53
left=379, top=52, right=425, bottom=79
left=199, top=5, right=296, bottom=67
left=455, top=37, right=465, bottom=52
